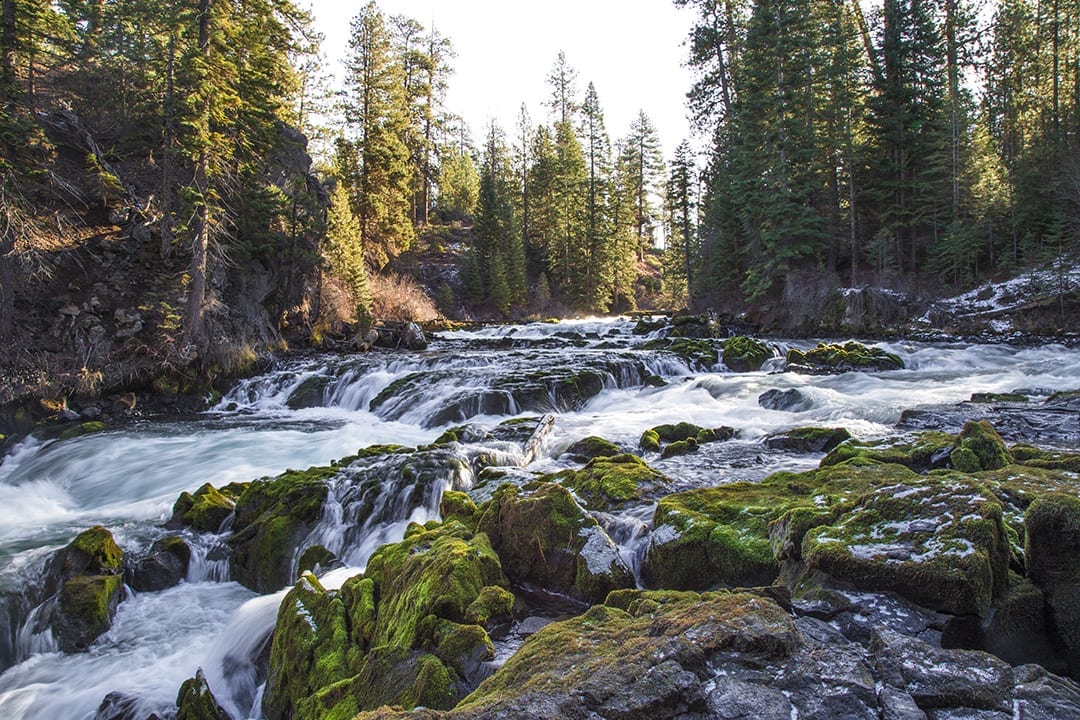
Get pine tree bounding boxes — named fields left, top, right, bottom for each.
left=578, top=82, right=614, bottom=311
left=343, top=1, right=415, bottom=270
left=665, top=140, right=696, bottom=306
left=619, top=111, right=665, bottom=261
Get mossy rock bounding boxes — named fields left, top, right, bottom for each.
left=297, top=544, right=337, bottom=575
left=1010, top=444, right=1080, bottom=474
left=421, top=615, right=494, bottom=683
left=228, top=464, right=336, bottom=593
left=722, top=336, right=770, bottom=372
left=46, top=525, right=124, bottom=597
left=661, top=437, right=698, bottom=459
left=786, top=341, right=904, bottom=374
left=58, top=421, right=108, bottom=441
left=639, top=422, right=734, bottom=454
left=51, top=574, right=125, bottom=652
left=450, top=591, right=798, bottom=717
left=263, top=573, right=354, bottom=720
left=643, top=475, right=818, bottom=590
left=950, top=420, right=1013, bottom=473
left=465, top=585, right=515, bottom=628
left=364, top=521, right=506, bottom=650
left=821, top=431, right=955, bottom=472
left=176, top=669, right=233, bottom=720
left=765, top=426, right=852, bottom=453
left=1025, top=493, right=1080, bottom=673
left=286, top=375, right=331, bottom=410
left=644, top=337, right=719, bottom=367
left=130, top=535, right=192, bottom=592
left=369, top=373, right=425, bottom=412
left=440, top=490, right=478, bottom=527
left=551, top=454, right=668, bottom=511
left=477, top=482, right=633, bottom=604
left=562, top=435, right=621, bottom=462
left=170, top=482, right=235, bottom=533
left=801, top=475, right=1010, bottom=616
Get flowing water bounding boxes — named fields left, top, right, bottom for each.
left=1, top=318, right=1078, bottom=719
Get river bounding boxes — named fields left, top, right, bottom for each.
left=1, top=318, right=1078, bottom=719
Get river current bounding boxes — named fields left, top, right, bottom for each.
left=1, top=318, right=1078, bottom=719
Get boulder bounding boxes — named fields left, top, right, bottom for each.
left=722, top=335, right=771, bottom=372
left=51, top=574, right=125, bottom=652
left=561, top=435, right=621, bottom=462
left=551, top=453, right=668, bottom=511
left=1025, top=493, right=1080, bottom=674
left=765, top=426, right=853, bottom=453
left=477, top=482, right=633, bottom=604
left=639, top=422, right=735, bottom=453
left=786, top=341, right=904, bottom=374
left=176, top=668, right=233, bottom=720
left=169, top=483, right=236, bottom=533
left=758, top=388, right=814, bottom=412
left=949, top=420, right=1013, bottom=473
left=129, top=536, right=191, bottom=592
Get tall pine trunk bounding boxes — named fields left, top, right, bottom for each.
left=184, top=0, right=212, bottom=352
left=0, top=0, right=18, bottom=342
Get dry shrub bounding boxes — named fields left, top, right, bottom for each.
left=315, top=274, right=359, bottom=333
left=368, top=272, right=441, bottom=324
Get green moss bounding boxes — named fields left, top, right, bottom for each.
left=59, top=421, right=108, bottom=440
left=369, top=373, right=424, bottom=412
left=176, top=670, right=232, bottom=720
left=802, top=476, right=1010, bottom=616
left=722, top=336, right=770, bottom=372
left=228, top=464, right=335, bottom=592
left=422, top=616, right=494, bottom=679
left=639, top=428, right=660, bottom=453
left=660, top=437, right=698, bottom=459
left=766, top=426, right=852, bottom=453
left=953, top=420, right=1013, bottom=472
left=173, top=482, right=235, bottom=533
left=563, top=435, right=621, bottom=461
left=298, top=545, right=337, bottom=574
left=440, top=490, right=478, bottom=528
left=821, top=431, right=955, bottom=471
left=1025, top=493, right=1080, bottom=588
left=52, top=574, right=124, bottom=651
left=644, top=337, right=719, bottom=367
left=477, top=482, right=633, bottom=603
left=67, top=525, right=124, bottom=574
left=786, top=341, right=904, bottom=373
left=1010, top=444, right=1080, bottom=473
left=286, top=376, right=331, bottom=410
left=1047, top=389, right=1080, bottom=403
left=552, top=454, right=668, bottom=511
left=465, top=585, right=515, bottom=627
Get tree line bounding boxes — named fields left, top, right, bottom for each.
left=682, top=0, right=1080, bottom=313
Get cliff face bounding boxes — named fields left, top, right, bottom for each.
left=0, top=108, right=326, bottom=422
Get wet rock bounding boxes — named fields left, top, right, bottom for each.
left=403, top=322, right=428, bottom=351
left=722, top=335, right=770, bottom=372
left=643, top=336, right=719, bottom=367
left=94, top=691, right=162, bottom=720
left=821, top=431, right=956, bottom=472
left=169, top=483, right=236, bottom=533
left=176, top=668, right=233, bottom=720
left=949, top=420, right=1013, bottom=473
left=897, top=401, right=1080, bottom=446
left=1025, top=493, right=1080, bottom=674
left=639, top=421, right=734, bottom=453
left=477, top=482, right=633, bottom=604
left=551, top=453, right=668, bottom=511
left=764, top=426, right=852, bottom=453
left=561, top=435, right=621, bottom=462
left=129, top=536, right=191, bottom=592
left=45, top=525, right=125, bottom=596
left=51, top=574, right=125, bottom=652
left=871, top=627, right=1014, bottom=712
left=285, top=375, right=330, bottom=410
left=786, top=341, right=904, bottom=374
left=1011, top=664, right=1080, bottom=719
left=707, top=676, right=792, bottom=719
left=800, top=476, right=1010, bottom=616
left=758, top=388, right=813, bottom=412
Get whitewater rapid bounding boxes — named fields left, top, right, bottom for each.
left=1, top=318, right=1078, bottom=719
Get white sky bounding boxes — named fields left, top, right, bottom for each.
left=309, top=0, right=697, bottom=158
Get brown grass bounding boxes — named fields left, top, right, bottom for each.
left=368, top=272, right=441, bottom=324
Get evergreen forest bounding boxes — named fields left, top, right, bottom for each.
left=1, top=0, right=1078, bottom=350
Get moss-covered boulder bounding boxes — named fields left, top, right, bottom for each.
left=228, top=464, right=335, bottom=593
left=129, top=535, right=191, bottom=592
left=821, top=431, right=955, bottom=472
left=642, top=474, right=820, bottom=590
left=950, top=420, right=1014, bottom=473
left=51, top=574, right=125, bottom=652
left=801, top=475, right=1010, bottom=616
left=426, top=591, right=797, bottom=719
left=765, top=426, right=852, bottom=453
left=263, top=521, right=511, bottom=720
left=561, top=435, right=621, bottom=462
left=169, top=482, right=236, bottom=533
left=971, top=392, right=1029, bottom=403
left=1025, top=493, right=1080, bottom=673
left=643, top=337, right=719, bottom=367
left=1009, top=444, right=1080, bottom=473
left=477, top=482, right=633, bottom=604
left=639, top=422, right=734, bottom=454
left=722, top=336, right=771, bottom=372
left=49, top=525, right=124, bottom=581
left=176, top=668, right=233, bottom=720
left=786, top=341, right=904, bottom=374
left=286, top=375, right=330, bottom=410
left=58, top=420, right=107, bottom=441
left=551, top=454, right=668, bottom=511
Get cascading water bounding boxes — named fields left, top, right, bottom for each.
left=2, top=317, right=1079, bottom=719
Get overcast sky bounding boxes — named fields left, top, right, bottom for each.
left=309, top=0, right=697, bottom=158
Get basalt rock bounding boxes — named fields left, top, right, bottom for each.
left=786, top=341, right=904, bottom=374
left=764, top=426, right=853, bottom=453
left=176, top=669, right=233, bottom=720
left=128, top=536, right=191, bottom=592
left=722, top=335, right=771, bottom=372
left=551, top=453, right=669, bottom=511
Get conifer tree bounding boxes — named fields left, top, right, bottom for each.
left=665, top=140, right=696, bottom=305
left=619, top=111, right=665, bottom=261
left=578, top=82, right=614, bottom=311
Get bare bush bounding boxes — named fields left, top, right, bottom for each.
left=368, top=272, right=441, bottom=324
